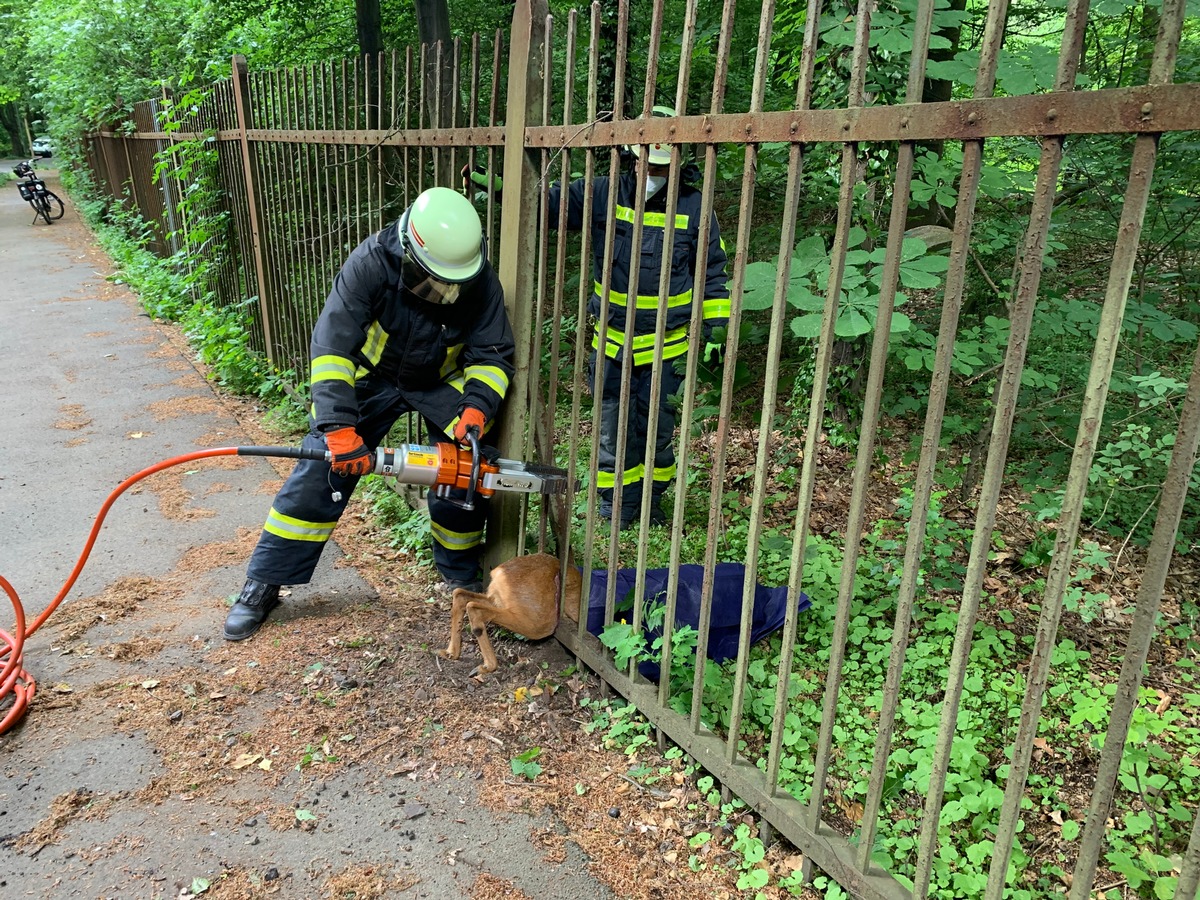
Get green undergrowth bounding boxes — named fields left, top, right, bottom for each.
left=590, top=491, right=1200, bottom=899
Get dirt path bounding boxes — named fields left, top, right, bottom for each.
left=0, top=163, right=772, bottom=900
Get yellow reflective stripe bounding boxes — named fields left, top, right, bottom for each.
left=445, top=372, right=466, bottom=393
left=464, top=364, right=510, bottom=398
left=311, top=354, right=357, bottom=386
left=595, top=282, right=693, bottom=310
left=440, top=344, right=463, bottom=379
left=595, top=464, right=645, bottom=488
left=595, top=333, right=691, bottom=364
left=430, top=522, right=483, bottom=550
left=614, top=205, right=689, bottom=230
left=652, top=464, right=676, bottom=483
left=263, top=508, right=337, bottom=543
left=703, top=298, right=731, bottom=319
left=594, top=324, right=689, bottom=350
left=361, top=322, right=388, bottom=367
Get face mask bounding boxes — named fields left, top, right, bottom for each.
left=646, top=175, right=668, bottom=201
left=400, top=230, right=461, bottom=305
left=409, top=277, right=461, bottom=306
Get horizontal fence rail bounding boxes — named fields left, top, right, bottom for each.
left=82, top=1, right=1200, bottom=897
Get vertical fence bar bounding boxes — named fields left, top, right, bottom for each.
left=526, top=9, right=556, bottom=556
left=625, top=0, right=668, bottom=672
left=802, top=0, right=880, bottom=843
left=1067, top=7, right=1191, bottom=887
left=849, top=0, right=937, bottom=869
left=589, top=0, right=630, bottom=640
left=905, top=0, right=1010, bottom=890
left=317, top=61, right=334, bottom=344
left=300, top=66, right=318, bottom=329
left=352, top=56, right=363, bottom=245
left=719, top=0, right=779, bottom=767
left=571, top=3, right=603, bottom=652
left=654, top=0, right=701, bottom=713
left=271, top=68, right=300, bottom=373
left=550, top=6, right=579, bottom=570
left=485, top=31, right=503, bottom=263
left=686, top=0, right=736, bottom=732
left=377, top=50, right=386, bottom=227
left=231, top=55, right=275, bottom=366
left=279, top=68, right=300, bottom=364
left=487, top=0, right=549, bottom=572
left=763, top=0, right=823, bottom=794
left=450, top=37, right=461, bottom=192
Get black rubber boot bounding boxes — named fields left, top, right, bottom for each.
left=223, top=580, right=281, bottom=641
left=438, top=576, right=484, bottom=596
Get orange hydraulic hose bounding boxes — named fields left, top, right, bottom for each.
left=0, top=445, right=325, bottom=736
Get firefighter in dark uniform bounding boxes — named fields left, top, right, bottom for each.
left=224, top=186, right=516, bottom=641
left=547, top=106, right=730, bottom=528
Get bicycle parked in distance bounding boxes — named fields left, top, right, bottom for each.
left=13, top=159, right=64, bottom=225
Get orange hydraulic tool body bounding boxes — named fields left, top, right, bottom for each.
left=351, top=431, right=572, bottom=510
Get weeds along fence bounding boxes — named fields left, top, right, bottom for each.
left=82, top=1, right=1200, bottom=897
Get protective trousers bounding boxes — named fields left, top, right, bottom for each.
left=246, top=377, right=487, bottom=587
left=590, top=352, right=684, bottom=523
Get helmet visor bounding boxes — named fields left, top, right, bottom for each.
left=401, top=241, right=462, bottom=306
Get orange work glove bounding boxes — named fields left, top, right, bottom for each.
left=325, top=427, right=373, bottom=477
left=454, top=407, right=487, bottom=444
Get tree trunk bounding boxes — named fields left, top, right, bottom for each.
left=1, top=103, right=29, bottom=157
left=598, top=0, right=632, bottom=119
left=413, top=0, right=457, bottom=184
left=907, top=0, right=966, bottom=230
left=356, top=0, right=384, bottom=129
left=357, top=0, right=383, bottom=57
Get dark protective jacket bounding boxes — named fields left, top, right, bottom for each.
left=308, top=222, right=515, bottom=436
left=547, top=169, right=730, bottom=365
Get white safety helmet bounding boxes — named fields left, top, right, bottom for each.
left=628, top=105, right=676, bottom=166
left=398, top=186, right=484, bottom=304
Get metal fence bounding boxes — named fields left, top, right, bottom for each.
left=83, top=1, right=1200, bottom=897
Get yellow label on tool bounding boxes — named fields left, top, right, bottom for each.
left=405, top=447, right=438, bottom=468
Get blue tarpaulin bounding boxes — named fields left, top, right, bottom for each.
left=585, top=562, right=811, bottom=681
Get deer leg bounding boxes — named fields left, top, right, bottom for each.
left=464, top=597, right=506, bottom=676
left=437, top=587, right=485, bottom=660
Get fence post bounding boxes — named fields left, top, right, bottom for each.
left=231, top=53, right=276, bottom=366
left=486, top=0, right=548, bottom=571
left=120, top=132, right=141, bottom=215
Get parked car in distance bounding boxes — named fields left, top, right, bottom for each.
left=31, top=136, right=53, bottom=158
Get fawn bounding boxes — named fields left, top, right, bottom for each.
left=438, top=553, right=582, bottom=677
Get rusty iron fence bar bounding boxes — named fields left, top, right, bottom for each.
left=485, top=0, right=544, bottom=571
left=181, top=110, right=1200, bottom=150
left=840, top=0, right=933, bottom=871
left=525, top=9, right=557, bottom=556
left=718, top=0, right=780, bottom=768
left=1070, top=273, right=1200, bottom=895
left=759, top=0, right=820, bottom=802
left=520, top=82, right=1200, bottom=146
left=611, top=0, right=661, bottom=664
left=805, top=0, right=879, bottom=862
left=564, top=1, right=601, bottom=637
left=653, top=0, right=702, bottom=720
